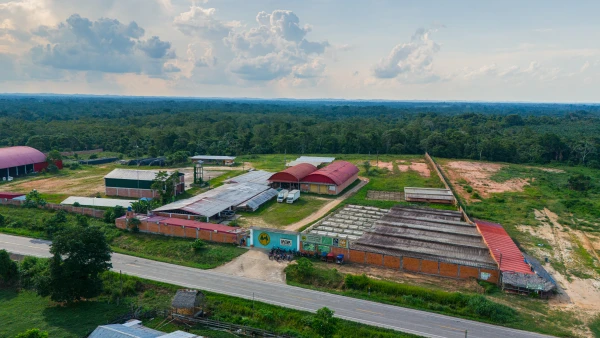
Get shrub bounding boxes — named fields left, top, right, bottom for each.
left=0, top=213, right=4, bottom=226
left=15, top=329, right=49, bottom=338
left=191, top=239, right=206, bottom=252
left=89, top=154, right=98, bottom=159
left=24, top=190, right=46, bottom=208
left=73, top=202, right=81, bottom=207
left=0, top=249, right=19, bottom=286
left=568, top=174, right=592, bottom=191
left=467, top=295, right=516, bottom=323
left=465, top=185, right=473, bottom=193
left=472, top=192, right=482, bottom=199
left=128, top=218, right=140, bottom=233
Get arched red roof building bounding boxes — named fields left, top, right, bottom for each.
left=300, top=161, right=359, bottom=195
left=268, top=163, right=317, bottom=183
left=0, top=146, right=61, bottom=179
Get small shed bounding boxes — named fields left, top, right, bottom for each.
left=171, top=289, right=205, bottom=317
left=404, top=187, right=455, bottom=204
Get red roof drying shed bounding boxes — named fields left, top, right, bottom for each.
left=301, top=161, right=359, bottom=186
left=268, top=163, right=317, bottom=183
left=475, top=219, right=533, bottom=274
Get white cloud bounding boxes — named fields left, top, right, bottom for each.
left=373, top=28, right=441, bottom=83
left=580, top=61, right=590, bottom=72
left=174, top=6, right=239, bottom=39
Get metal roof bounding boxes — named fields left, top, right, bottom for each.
left=269, top=163, right=317, bottom=182
left=286, top=156, right=335, bottom=167
left=89, top=324, right=164, bottom=338
left=105, top=169, right=178, bottom=181
left=240, top=188, right=278, bottom=211
left=302, top=161, right=359, bottom=186
left=190, top=155, right=236, bottom=160
left=172, top=289, right=202, bottom=308
left=404, top=187, right=455, bottom=201
left=475, top=219, right=533, bottom=274
left=226, top=170, right=272, bottom=185
left=61, top=196, right=135, bottom=208
left=154, top=181, right=271, bottom=218
left=0, top=146, right=46, bottom=170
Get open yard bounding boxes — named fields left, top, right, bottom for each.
left=238, top=195, right=331, bottom=228
left=438, top=158, right=600, bottom=332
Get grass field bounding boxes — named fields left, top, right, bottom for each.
left=0, top=205, right=246, bottom=269
left=285, top=262, right=580, bottom=337
left=238, top=196, right=331, bottom=228
left=0, top=270, right=419, bottom=338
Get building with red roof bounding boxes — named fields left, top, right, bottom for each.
left=268, top=163, right=317, bottom=190
left=0, top=146, right=62, bottom=181
left=475, top=219, right=533, bottom=274
left=300, top=161, right=359, bottom=195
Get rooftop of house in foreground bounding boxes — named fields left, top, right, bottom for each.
left=352, top=206, right=498, bottom=269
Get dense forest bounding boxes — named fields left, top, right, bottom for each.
left=1, top=95, right=600, bottom=167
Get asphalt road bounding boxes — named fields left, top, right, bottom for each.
left=0, top=233, right=554, bottom=338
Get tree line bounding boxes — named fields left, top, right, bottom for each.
left=1, top=96, right=600, bottom=167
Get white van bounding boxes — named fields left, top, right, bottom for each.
left=286, top=190, right=300, bottom=204
left=277, top=189, right=289, bottom=203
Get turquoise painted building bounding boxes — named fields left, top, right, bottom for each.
left=249, top=227, right=300, bottom=251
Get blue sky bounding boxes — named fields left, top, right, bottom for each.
left=0, top=0, right=598, bottom=102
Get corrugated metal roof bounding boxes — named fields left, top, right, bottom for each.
left=0, top=192, right=26, bottom=199
left=226, top=170, right=272, bottom=185
left=61, top=196, right=135, bottom=208
left=89, top=324, right=164, bottom=338
left=241, top=188, right=278, bottom=211
left=404, top=187, right=455, bottom=202
left=154, top=181, right=271, bottom=218
left=269, top=163, right=317, bottom=182
left=105, top=169, right=176, bottom=181
left=190, top=155, right=236, bottom=160
left=0, top=146, right=46, bottom=170
left=302, top=161, right=359, bottom=186
left=128, top=215, right=242, bottom=233
left=286, top=156, right=335, bottom=167
left=475, top=219, right=533, bottom=274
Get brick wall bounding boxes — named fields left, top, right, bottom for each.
left=106, top=187, right=157, bottom=199
left=115, top=217, right=242, bottom=244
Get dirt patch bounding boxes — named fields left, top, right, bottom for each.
left=6, top=174, right=106, bottom=196
left=372, top=161, right=394, bottom=171
left=520, top=209, right=600, bottom=315
left=396, top=160, right=431, bottom=177
left=444, top=161, right=529, bottom=199
left=525, top=166, right=566, bottom=174
left=213, top=249, right=289, bottom=284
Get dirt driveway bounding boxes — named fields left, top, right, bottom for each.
left=213, top=249, right=289, bottom=284
left=284, top=177, right=369, bottom=231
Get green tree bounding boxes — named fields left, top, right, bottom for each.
left=76, top=214, right=89, bottom=227
left=151, top=171, right=181, bottom=204
left=295, top=257, right=315, bottom=282
left=46, top=150, right=62, bottom=165
left=312, top=307, right=337, bottom=338
left=39, top=226, right=112, bottom=303
left=362, top=161, right=372, bottom=176
left=19, top=256, right=50, bottom=291
left=0, top=249, right=18, bottom=286
left=568, top=174, right=592, bottom=191
left=24, top=190, right=46, bottom=208
left=15, top=329, right=49, bottom=338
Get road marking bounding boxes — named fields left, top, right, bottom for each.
left=125, top=263, right=138, bottom=267
left=437, top=325, right=465, bottom=332
left=288, top=295, right=314, bottom=302
left=355, top=308, right=384, bottom=316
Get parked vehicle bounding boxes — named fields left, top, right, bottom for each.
left=286, top=190, right=300, bottom=204
left=277, top=189, right=289, bottom=203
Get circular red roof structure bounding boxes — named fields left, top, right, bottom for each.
left=302, top=161, right=359, bottom=186
left=0, top=146, right=47, bottom=170
left=268, top=163, right=317, bottom=183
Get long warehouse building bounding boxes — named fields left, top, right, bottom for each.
left=0, top=146, right=62, bottom=180
left=104, top=169, right=185, bottom=198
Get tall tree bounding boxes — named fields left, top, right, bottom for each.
left=39, top=226, right=112, bottom=303
left=151, top=171, right=181, bottom=205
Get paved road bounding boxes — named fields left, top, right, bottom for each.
left=0, top=233, right=553, bottom=338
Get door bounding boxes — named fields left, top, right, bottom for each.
left=310, top=184, right=319, bottom=193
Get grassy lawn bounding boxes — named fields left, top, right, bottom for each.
left=238, top=196, right=330, bottom=228
left=285, top=262, right=579, bottom=337
left=111, top=232, right=247, bottom=269
left=1, top=269, right=419, bottom=338
left=0, top=205, right=246, bottom=270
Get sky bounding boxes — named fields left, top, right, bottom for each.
left=0, top=0, right=599, bottom=102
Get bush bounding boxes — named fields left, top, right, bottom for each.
left=472, top=192, right=482, bottom=199
left=191, top=239, right=206, bottom=252
left=467, top=295, right=517, bottom=323
left=15, top=329, right=49, bottom=338
left=73, top=202, right=80, bottom=207
left=568, top=174, right=592, bottom=191
left=24, top=190, right=46, bottom=208
left=0, top=249, right=19, bottom=286
left=128, top=218, right=140, bottom=233
left=465, top=185, right=473, bottom=193
left=89, top=154, right=98, bottom=159
left=69, top=163, right=81, bottom=170
left=0, top=213, right=4, bottom=226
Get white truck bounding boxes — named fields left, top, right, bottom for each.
left=277, top=189, right=289, bottom=203
left=286, top=190, right=300, bottom=204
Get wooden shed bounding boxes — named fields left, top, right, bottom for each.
left=171, top=289, right=205, bottom=317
